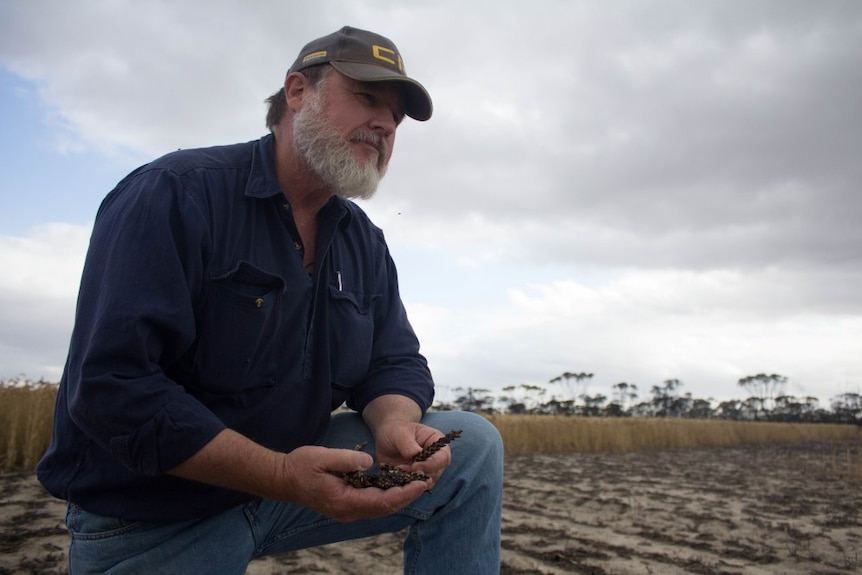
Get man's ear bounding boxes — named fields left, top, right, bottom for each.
left=285, top=72, right=309, bottom=113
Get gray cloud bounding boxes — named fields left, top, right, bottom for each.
left=376, top=1, right=862, bottom=274
left=1, top=0, right=860, bottom=403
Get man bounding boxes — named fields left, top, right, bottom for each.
left=37, top=26, right=503, bottom=574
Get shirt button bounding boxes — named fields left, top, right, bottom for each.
left=282, top=202, right=290, bottom=211
left=294, top=242, right=302, bottom=251
left=255, top=298, right=264, bottom=308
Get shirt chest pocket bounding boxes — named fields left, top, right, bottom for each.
left=328, top=286, right=379, bottom=394
left=193, top=262, right=287, bottom=393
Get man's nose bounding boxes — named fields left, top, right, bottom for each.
left=369, top=107, right=397, bottom=137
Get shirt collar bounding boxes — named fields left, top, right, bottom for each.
left=246, top=133, right=354, bottom=227
left=245, top=133, right=283, bottom=200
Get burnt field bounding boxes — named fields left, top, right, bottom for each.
left=1, top=441, right=860, bottom=574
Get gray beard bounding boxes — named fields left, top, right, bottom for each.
left=292, top=92, right=388, bottom=200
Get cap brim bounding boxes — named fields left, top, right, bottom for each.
left=331, top=61, right=433, bottom=121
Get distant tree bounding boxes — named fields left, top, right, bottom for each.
left=452, top=387, right=495, bottom=413
left=801, top=396, right=822, bottom=422
left=522, top=384, right=547, bottom=412
left=771, top=394, right=814, bottom=422
left=611, top=382, right=638, bottom=411
left=499, top=385, right=519, bottom=414
left=629, top=401, right=655, bottom=418
left=499, top=386, right=527, bottom=415
left=830, top=392, right=862, bottom=424
left=536, top=398, right=555, bottom=415
left=686, top=397, right=715, bottom=419
left=440, top=370, right=861, bottom=422
left=500, top=383, right=547, bottom=414
left=740, top=396, right=764, bottom=421
left=668, top=392, right=692, bottom=418
left=738, top=373, right=787, bottom=412
left=537, top=397, right=575, bottom=416
left=650, top=379, right=683, bottom=417
left=505, top=401, right=528, bottom=415
left=603, top=402, right=627, bottom=417
left=549, top=371, right=593, bottom=404
left=715, top=399, right=742, bottom=420
left=581, top=394, right=607, bottom=417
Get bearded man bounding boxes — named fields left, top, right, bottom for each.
left=37, top=26, right=503, bottom=574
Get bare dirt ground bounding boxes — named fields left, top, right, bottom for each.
left=1, top=441, right=859, bottom=574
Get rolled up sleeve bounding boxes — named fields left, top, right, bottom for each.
left=66, top=167, right=225, bottom=475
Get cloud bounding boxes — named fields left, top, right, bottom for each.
left=1, top=1, right=860, bottom=404
left=0, top=223, right=90, bottom=380
left=370, top=1, right=862, bottom=275
left=0, top=0, right=345, bottom=156
left=410, top=269, right=862, bottom=405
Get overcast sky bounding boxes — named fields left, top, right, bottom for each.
left=1, top=0, right=860, bottom=409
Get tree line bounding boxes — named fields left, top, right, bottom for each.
left=439, top=372, right=862, bottom=424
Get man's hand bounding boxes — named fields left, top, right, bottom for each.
left=362, top=395, right=453, bottom=490
left=371, top=420, right=452, bottom=487
left=168, top=395, right=448, bottom=523
left=277, top=445, right=429, bottom=522
left=169, top=429, right=430, bottom=523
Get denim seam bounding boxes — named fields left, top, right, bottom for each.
left=254, top=516, right=340, bottom=556
left=243, top=500, right=264, bottom=551
left=405, top=521, right=423, bottom=575
left=398, top=505, right=432, bottom=522
left=69, top=520, right=145, bottom=541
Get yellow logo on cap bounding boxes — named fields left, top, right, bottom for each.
left=302, top=50, right=328, bottom=64
left=372, top=45, right=404, bottom=73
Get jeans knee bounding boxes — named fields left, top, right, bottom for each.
left=425, top=411, right=503, bottom=472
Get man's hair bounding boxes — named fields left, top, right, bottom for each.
left=265, top=64, right=332, bottom=131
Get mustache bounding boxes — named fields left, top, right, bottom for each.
left=350, top=131, right=389, bottom=158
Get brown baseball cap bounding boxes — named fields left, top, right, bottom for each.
left=288, top=26, right=433, bottom=121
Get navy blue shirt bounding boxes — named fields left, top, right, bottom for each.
left=37, top=134, right=434, bottom=521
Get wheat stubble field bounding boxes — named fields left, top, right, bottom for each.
left=1, top=440, right=860, bottom=574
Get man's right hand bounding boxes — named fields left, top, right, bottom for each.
left=169, top=429, right=428, bottom=523
left=278, top=445, right=429, bottom=522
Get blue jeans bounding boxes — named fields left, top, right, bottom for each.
left=65, top=411, right=503, bottom=574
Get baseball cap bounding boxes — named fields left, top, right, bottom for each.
left=288, top=26, right=433, bottom=121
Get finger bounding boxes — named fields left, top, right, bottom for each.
left=320, top=448, right=374, bottom=474
left=413, top=445, right=451, bottom=475
left=338, top=480, right=428, bottom=521
left=367, top=481, right=428, bottom=513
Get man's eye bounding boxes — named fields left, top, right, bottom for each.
left=356, top=92, right=375, bottom=105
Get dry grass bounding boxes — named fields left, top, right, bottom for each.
left=486, top=414, right=862, bottom=455
left=830, top=441, right=862, bottom=483
left=0, top=381, right=57, bottom=472
left=2, top=383, right=861, bottom=474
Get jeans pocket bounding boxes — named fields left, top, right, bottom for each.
left=66, top=503, right=143, bottom=541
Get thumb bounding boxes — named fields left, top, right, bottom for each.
left=323, top=448, right=374, bottom=474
